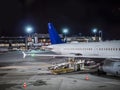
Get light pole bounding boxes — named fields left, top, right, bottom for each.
left=62, top=28, right=69, bottom=42
left=92, top=28, right=97, bottom=37
left=99, top=30, right=102, bottom=41
left=92, top=28, right=98, bottom=41
left=25, top=25, right=33, bottom=50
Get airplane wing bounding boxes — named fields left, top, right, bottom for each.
left=22, top=51, right=119, bottom=59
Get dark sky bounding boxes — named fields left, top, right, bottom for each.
left=0, top=0, right=120, bottom=40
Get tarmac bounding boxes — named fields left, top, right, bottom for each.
left=0, top=51, right=120, bottom=90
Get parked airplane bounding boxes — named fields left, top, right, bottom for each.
left=23, top=23, right=120, bottom=75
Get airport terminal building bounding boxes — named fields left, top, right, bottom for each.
left=0, top=33, right=101, bottom=50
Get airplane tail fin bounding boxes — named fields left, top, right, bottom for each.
left=48, top=23, right=64, bottom=44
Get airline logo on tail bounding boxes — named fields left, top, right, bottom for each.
left=48, top=23, right=64, bottom=44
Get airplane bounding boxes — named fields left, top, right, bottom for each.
left=23, top=23, right=120, bottom=76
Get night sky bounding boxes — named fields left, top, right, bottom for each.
left=0, top=0, right=120, bottom=40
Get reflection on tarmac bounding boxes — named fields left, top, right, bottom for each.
left=0, top=51, right=120, bottom=90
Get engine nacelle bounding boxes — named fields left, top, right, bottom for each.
left=98, top=60, right=120, bottom=76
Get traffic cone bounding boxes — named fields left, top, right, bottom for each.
left=85, top=75, right=89, bottom=80
left=23, top=82, right=27, bottom=89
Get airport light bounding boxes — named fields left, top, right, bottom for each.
left=63, top=28, right=69, bottom=34
left=25, top=25, right=33, bottom=34
left=62, top=28, right=69, bottom=42
left=92, top=28, right=97, bottom=34
left=31, top=53, right=35, bottom=57
left=25, top=25, right=34, bottom=50
left=99, top=30, right=103, bottom=41
left=91, top=28, right=98, bottom=41
left=92, top=28, right=98, bottom=37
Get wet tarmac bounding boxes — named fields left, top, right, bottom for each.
left=0, top=51, right=120, bottom=90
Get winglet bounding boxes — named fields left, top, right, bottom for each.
left=22, top=51, right=27, bottom=58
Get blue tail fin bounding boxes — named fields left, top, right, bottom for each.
left=48, top=23, right=63, bottom=44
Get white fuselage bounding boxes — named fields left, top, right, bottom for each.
left=47, top=41, right=120, bottom=59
